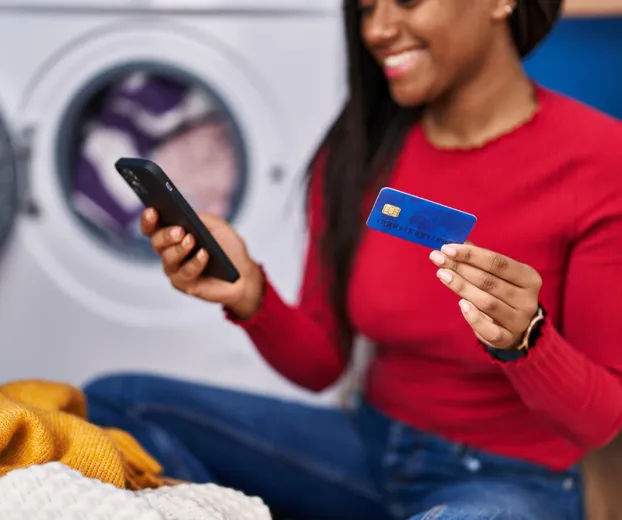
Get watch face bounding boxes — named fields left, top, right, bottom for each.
left=0, top=117, right=18, bottom=253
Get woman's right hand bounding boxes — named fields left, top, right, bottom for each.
left=141, top=208, right=264, bottom=320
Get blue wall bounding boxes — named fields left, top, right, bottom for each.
left=525, top=17, right=622, bottom=120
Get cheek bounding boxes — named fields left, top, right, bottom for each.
left=428, top=7, right=495, bottom=83
left=423, top=28, right=484, bottom=89
left=429, top=35, right=472, bottom=79
left=387, top=33, right=456, bottom=106
left=437, top=32, right=490, bottom=86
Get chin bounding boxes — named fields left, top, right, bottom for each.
left=388, top=81, right=434, bottom=108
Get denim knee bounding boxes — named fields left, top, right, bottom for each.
left=83, top=373, right=162, bottom=403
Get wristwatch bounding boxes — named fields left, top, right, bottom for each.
left=484, top=305, right=547, bottom=362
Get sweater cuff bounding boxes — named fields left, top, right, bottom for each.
left=498, top=320, right=590, bottom=406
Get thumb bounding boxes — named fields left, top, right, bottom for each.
left=194, top=277, right=241, bottom=305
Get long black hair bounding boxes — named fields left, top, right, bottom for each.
left=308, top=0, right=563, bottom=347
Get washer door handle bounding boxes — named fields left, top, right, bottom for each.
left=14, top=126, right=41, bottom=218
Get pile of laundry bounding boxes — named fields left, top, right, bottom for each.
left=0, top=380, right=271, bottom=520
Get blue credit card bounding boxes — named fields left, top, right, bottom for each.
left=366, top=187, right=477, bottom=250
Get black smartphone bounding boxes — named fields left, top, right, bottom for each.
left=115, top=157, right=240, bottom=283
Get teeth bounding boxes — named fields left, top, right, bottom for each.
left=384, top=51, right=419, bottom=69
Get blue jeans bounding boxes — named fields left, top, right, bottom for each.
left=84, top=374, right=584, bottom=520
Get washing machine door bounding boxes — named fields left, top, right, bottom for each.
left=17, top=22, right=294, bottom=328
left=0, top=113, right=18, bottom=257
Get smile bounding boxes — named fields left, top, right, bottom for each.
left=383, top=50, right=424, bottom=79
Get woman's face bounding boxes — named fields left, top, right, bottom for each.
left=359, top=0, right=511, bottom=107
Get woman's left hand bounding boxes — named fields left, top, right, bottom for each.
left=429, top=243, right=542, bottom=349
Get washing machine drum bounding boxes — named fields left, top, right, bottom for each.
left=62, top=70, right=246, bottom=260
left=0, top=117, right=18, bottom=254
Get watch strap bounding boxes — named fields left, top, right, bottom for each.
left=485, top=343, right=529, bottom=362
left=484, top=305, right=546, bottom=363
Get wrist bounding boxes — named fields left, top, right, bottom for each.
left=485, top=305, right=547, bottom=363
left=226, top=261, right=265, bottom=321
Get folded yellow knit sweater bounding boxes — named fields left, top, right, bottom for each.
left=0, top=380, right=165, bottom=490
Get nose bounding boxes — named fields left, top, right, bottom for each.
left=362, top=1, right=401, bottom=49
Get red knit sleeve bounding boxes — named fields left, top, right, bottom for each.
left=225, top=153, right=348, bottom=392
left=501, top=142, right=622, bottom=449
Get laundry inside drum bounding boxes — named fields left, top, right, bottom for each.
left=61, top=67, right=247, bottom=261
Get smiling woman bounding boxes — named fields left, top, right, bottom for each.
left=83, top=1, right=622, bottom=519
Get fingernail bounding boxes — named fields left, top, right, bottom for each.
left=429, top=250, right=445, bottom=266
left=198, top=249, right=207, bottom=261
left=442, top=245, right=457, bottom=257
left=182, top=234, right=193, bottom=248
left=172, top=227, right=183, bottom=240
left=437, top=269, right=453, bottom=283
left=459, top=300, right=470, bottom=313
left=146, top=209, right=156, bottom=221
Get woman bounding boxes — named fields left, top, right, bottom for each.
left=84, top=1, right=622, bottom=519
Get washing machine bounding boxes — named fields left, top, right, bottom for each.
left=0, top=0, right=347, bottom=403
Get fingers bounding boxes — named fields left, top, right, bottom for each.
left=141, top=210, right=245, bottom=305
left=435, top=267, right=519, bottom=330
left=429, top=244, right=542, bottom=350
left=458, top=300, right=515, bottom=349
left=170, top=249, right=209, bottom=290
left=141, top=208, right=159, bottom=237
left=151, top=226, right=184, bottom=253
left=430, top=250, right=523, bottom=308
left=168, top=250, right=243, bottom=305
left=142, top=209, right=226, bottom=245
left=141, top=207, right=186, bottom=255
left=161, top=233, right=195, bottom=274
left=440, top=244, right=541, bottom=290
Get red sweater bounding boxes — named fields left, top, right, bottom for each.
left=229, top=86, right=622, bottom=470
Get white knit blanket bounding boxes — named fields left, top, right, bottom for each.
left=0, top=463, right=272, bottom=520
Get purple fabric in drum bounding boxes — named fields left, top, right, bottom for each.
left=106, top=74, right=190, bottom=116
left=70, top=72, right=213, bottom=237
